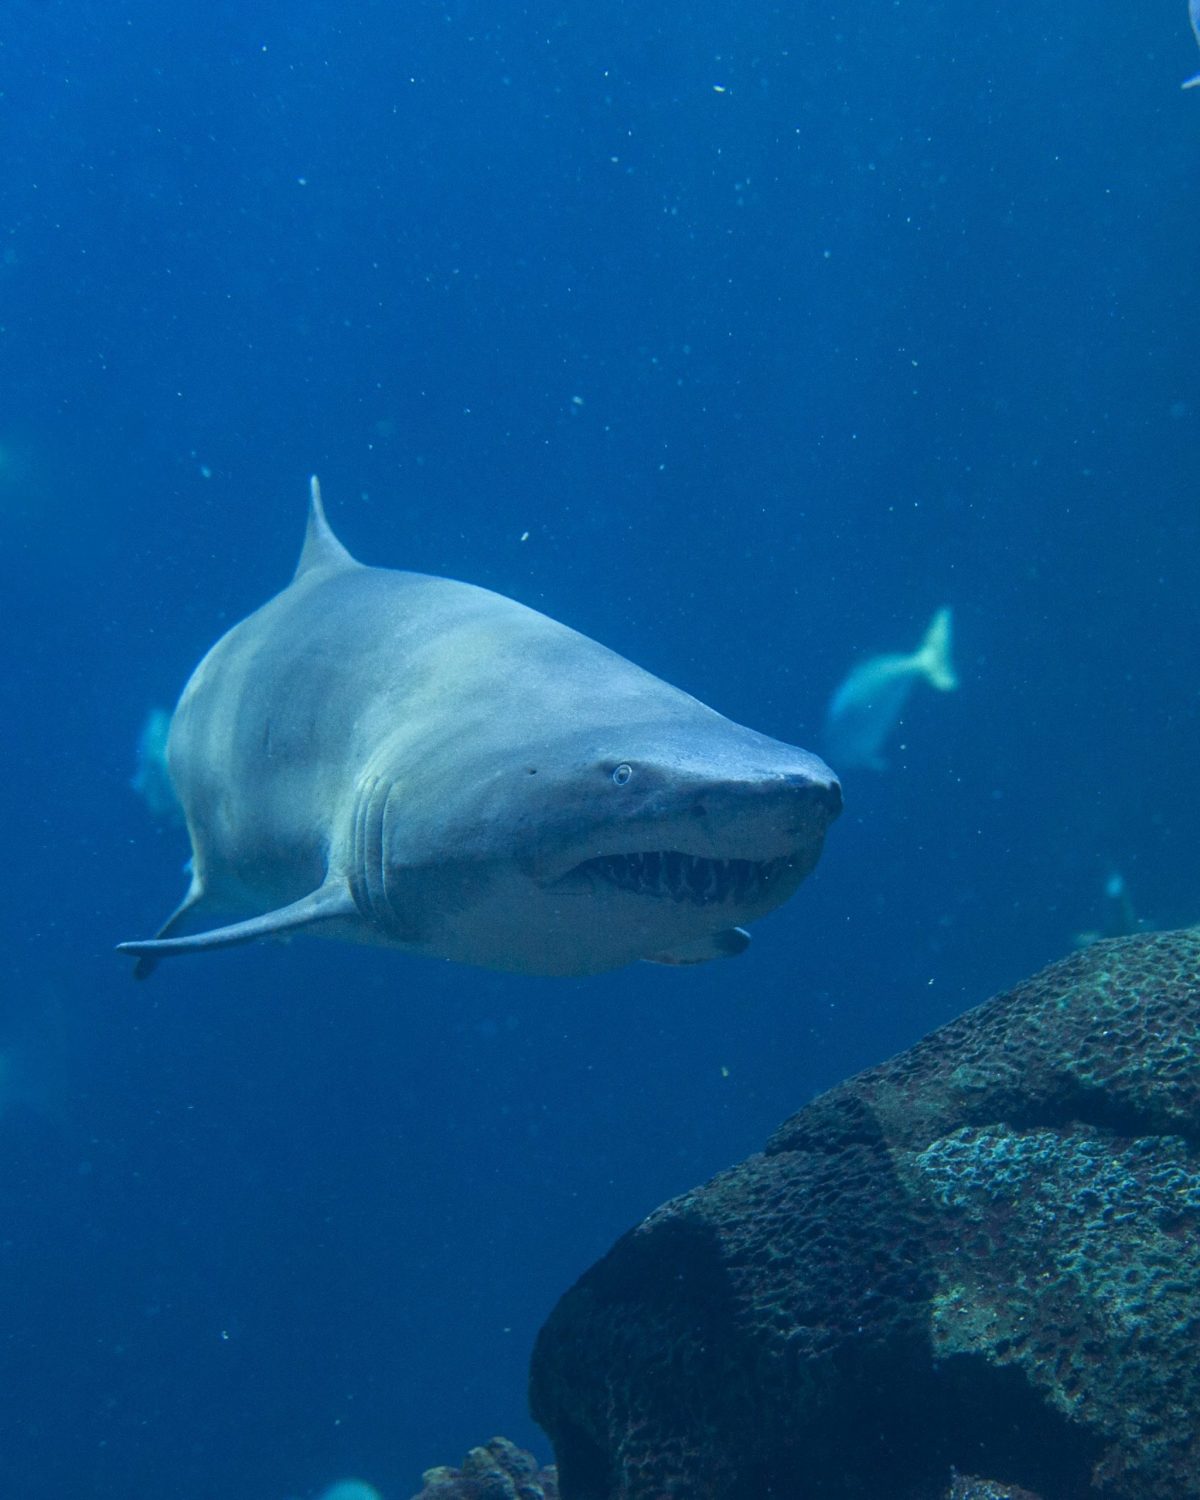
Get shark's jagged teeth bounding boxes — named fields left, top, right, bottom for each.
left=576, top=850, right=795, bottom=905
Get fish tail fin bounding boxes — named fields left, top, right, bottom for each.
left=1184, top=73, right=1200, bottom=89
left=914, top=606, right=958, bottom=692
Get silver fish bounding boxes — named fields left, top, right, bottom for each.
left=822, top=607, right=957, bottom=772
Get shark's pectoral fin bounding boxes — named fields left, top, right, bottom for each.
left=118, top=879, right=356, bottom=978
left=644, top=927, right=751, bottom=966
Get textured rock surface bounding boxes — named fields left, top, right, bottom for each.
left=410, top=1436, right=558, bottom=1499
left=529, top=931, right=1200, bottom=1500
left=946, top=1480, right=1044, bottom=1500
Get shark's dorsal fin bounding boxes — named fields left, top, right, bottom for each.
left=294, top=475, right=357, bottom=581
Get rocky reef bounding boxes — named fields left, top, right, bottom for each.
left=529, top=930, right=1200, bottom=1500
left=410, top=1437, right=558, bottom=1500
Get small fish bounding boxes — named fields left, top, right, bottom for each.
left=1185, top=0, right=1200, bottom=87
left=1073, top=869, right=1144, bottom=948
left=822, top=607, right=957, bottom=772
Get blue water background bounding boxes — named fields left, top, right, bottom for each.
left=2, top=2, right=1198, bottom=1495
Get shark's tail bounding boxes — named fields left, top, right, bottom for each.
left=913, top=606, right=958, bottom=692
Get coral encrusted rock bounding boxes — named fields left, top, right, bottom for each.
left=946, top=1480, right=1044, bottom=1500
left=410, top=1436, right=558, bottom=1499
left=529, top=931, right=1200, bottom=1500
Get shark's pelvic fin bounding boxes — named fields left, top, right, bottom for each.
left=294, top=475, right=358, bottom=581
left=644, top=927, right=751, bottom=965
left=129, top=878, right=211, bottom=981
left=119, top=879, right=357, bottom=977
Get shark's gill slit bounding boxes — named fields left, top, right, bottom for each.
left=572, top=850, right=794, bottom=905
left=350, top=776, right=403, bottom=933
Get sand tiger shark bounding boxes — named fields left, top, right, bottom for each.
left=118, top=479, right=841, bottom=978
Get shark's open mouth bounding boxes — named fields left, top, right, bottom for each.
left=572, top=850, right=796, bottom=906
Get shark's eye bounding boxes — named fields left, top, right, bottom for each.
left=612, top=763, right=633, bottom=786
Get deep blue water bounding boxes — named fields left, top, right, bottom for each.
left=2, top=2, right=1198, bottom=1496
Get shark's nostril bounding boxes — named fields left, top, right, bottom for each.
left=781, top=773, right=842, bottom=815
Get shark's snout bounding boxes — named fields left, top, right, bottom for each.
left=681, top=750, right=842, bottom=856
left=738, top=760, right=842, bottom=804
left=781, top=766, right=841, bottom=794
left=768, top=765, right=843, bottom=835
